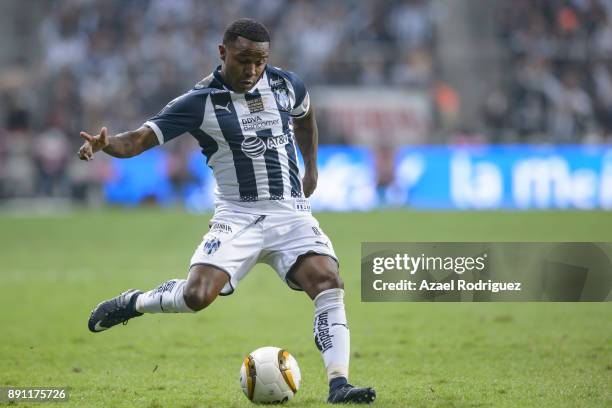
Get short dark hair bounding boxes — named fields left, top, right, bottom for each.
left=223, top=18, right=270, bottom=45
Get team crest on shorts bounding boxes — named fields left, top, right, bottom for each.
left=203, top=237, right=221, bottom=255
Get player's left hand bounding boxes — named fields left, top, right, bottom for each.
left=302, top=169, right=317, bottom=198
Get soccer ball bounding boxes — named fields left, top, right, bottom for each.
left=240, top=346, right=301, bottom=403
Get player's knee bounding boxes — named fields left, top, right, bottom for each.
left=311, top=267, right=344, bottom=295
left=183, top=282, right=217, bottom=312
left=292, top=255, right=343, bottom=299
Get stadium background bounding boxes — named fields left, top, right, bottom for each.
left=0, top=1, right=611, bottom=407
left=2, top=0, right=612, bottom=210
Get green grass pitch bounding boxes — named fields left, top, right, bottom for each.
left=0, top=210, right=610, bottom=407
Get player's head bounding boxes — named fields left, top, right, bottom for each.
left=219, top=18, right=270, bottom=93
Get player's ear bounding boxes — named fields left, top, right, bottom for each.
left=219, top=44, right=226, bottom=61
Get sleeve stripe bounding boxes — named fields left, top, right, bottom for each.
left=290, top=92, right=310, bottom=118
left=144, top=121, right=165, bottom=145
left=290, top=106, right=310, bottom=119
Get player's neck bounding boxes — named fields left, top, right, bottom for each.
left=217, top=67, right=233, bottom=91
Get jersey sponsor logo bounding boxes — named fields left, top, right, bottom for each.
left=273, top=88, right=291, bottom=111
left=241, top=115, right=280, bottom=131
left=214, top=102, right=232, bottom=113
left=266, top=134, right=289, bottom=149
left=241, top=136, right=267, bottom=158
left=246, top=95, right=265, bottom=113
left=203, top=237, right=221, bottom=255
left=241, top=134, right=290, bottom=158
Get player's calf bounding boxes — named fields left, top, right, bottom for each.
left=182, top=264, right=230, bottom=311
left=183, top=282, right=218, bottom=311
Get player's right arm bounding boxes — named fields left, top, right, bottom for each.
left=78, top=89, right=205, bottom=161
left=78, top=126, right=159, bottom=160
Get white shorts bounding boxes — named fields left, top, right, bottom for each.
left=189, top=209, right=338, bottom=295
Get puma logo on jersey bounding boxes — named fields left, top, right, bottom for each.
left=214, top=102, right=232, bottom=113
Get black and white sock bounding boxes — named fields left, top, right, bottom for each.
left=313, top=288, right=350, bottom=383
left=135, top=279, right=194, bottom=313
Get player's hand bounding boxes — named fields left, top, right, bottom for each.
left=302, top=168, right=318, bottom=198
left=78, top=127, right=110, bottom=161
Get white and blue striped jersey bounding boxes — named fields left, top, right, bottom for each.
left=144, top=65, right=311, bottom=212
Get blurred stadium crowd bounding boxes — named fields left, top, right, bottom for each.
left=488, top=0, right=612, bottom=143
left=1, top=0, right=433, bottom=200
left=0, top=0, right=611, bottom=202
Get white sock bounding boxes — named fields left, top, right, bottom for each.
left=135, top=279, right=195, bottom=313
left=313, top=288, right=350, bottom=382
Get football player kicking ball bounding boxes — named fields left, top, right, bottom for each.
left=80, top=18, right=375, bottom=404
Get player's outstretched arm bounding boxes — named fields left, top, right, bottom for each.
left=78, top=126, right=159, bottom=160
left=293, top=107, right=318, bottom=198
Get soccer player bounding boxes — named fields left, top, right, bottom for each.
left=80, top=19, right=375, bottom=404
